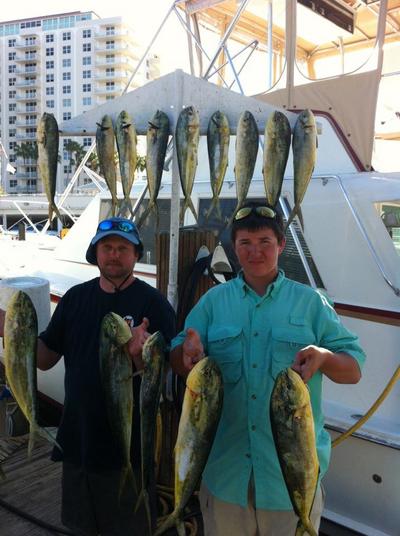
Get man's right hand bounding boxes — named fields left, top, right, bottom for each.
left=182, top=328, right=205, bottom=371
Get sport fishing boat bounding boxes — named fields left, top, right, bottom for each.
left=1, top=2, right=399, bottom=535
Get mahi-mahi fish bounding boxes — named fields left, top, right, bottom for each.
left=205, top=111, right=230, bottom=221
left=154, top=358, right=223, bottom=536
left=99, top=312, right=135, bottom=498
left=96, top=115, right=118, bottom=216
left=4, top=291, right=61, bottom=457
left=137, top=110, right=170, bottom=229
left=37, top=113, right=62, bottom=222
left=176, top=106, right=200, bottom=225
left=263, top=110, right=291, bottom=208
left=136, top=331, right=166, bottom=532
left=115, top=110, right=137, bottom=218
left=285, top=109, right=317, bottom=231
left=228, top=110, right=259, bottom=225
left=270, top=367, right=319, bottom=536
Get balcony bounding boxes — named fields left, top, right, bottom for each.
left=15, top=171, right=37, bottom=179
left=15, top=132, right=37, bottom=141
left=15, top=79, right=39, bottom=88
left=15, top=40, right=39, bottom=50
left=16, top=107, right=40, bottom=115
left=16, top=67, right=39, bottom=76
left=16, top=120, right=37, bottom=127
left=94, top=70, right=131, bottom=82
left=15, top=53, right=41, bottom=62
left=95, top=56, right=132, bottom=67
left=95, top=44, right=140, bottom=60
left=16, top=92, right=39, bottom=101
left=16, top=158, right=37, bottom=166
left=94, top=83, right=126, bottom=95
left=95, top=29, right=138, bottom=45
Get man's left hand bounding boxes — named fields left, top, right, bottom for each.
left=127, top=317, right=150, bottom=371
left=292, top=345, right=332, bottom=382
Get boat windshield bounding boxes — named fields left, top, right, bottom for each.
left=377, top=201, right=400, bottom=256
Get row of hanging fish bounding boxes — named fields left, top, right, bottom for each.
left=174, top=106, right=317, bottom=231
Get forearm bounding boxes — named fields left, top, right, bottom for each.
left=37, top=338, right=61, bottom=370
left=320, top=352, right=361, bottom=384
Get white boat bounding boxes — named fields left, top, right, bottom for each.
left=0, top=2, right=399, bottom=535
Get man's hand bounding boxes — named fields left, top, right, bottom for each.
left=182, top=328, right=204, bottom=371
left=292, top=345, right=331, bottom=382
left=292, top=345, right=361, bottom=384
left=127, top=317, right=150, bottom=371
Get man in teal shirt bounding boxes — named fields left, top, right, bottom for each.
left=170, top=202, right=365, bottom=535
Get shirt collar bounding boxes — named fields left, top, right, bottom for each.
left=236, top=269, right=285, bottom=299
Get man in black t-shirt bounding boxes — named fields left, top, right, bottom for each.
left=0, top=217, right=176, bottom=536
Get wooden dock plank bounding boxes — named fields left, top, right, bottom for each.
left=0, top=435, right=66, bottom=535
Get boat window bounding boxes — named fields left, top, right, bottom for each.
left=376, top=202, right=400, bottom=256
left=295, top=2, right=379, bottom=80
left=198, top=197, right=324, bottom=288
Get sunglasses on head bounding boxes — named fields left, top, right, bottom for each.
left=97, top=220, right=137, bottom=234
left=234, top=206, right=276, bottom=221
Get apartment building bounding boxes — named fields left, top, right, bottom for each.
left=0, top=11, right=159, bottom=195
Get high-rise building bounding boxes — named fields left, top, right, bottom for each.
left=0, top=11, right=154, bottom=195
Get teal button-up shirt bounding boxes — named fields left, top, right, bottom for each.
left=171, top=271, right=366, bottom=510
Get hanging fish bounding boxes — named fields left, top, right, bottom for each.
left=37, top=113, right=62, bottom=222
left=285, top=109, right=317, bottom=231
left=176, top=106, right=200, bottom=225
left=263, top=110, right=291, bottom=208
left=115, top=110, right=137, bottom=218
left=205, top=111, right=230, bottom=221
left=137, top=110, right=170, bottom=229
left=229, top=110, right=259, bottom=225
left=96, top=115, right=118, bottom=216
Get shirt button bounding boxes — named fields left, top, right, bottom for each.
left=251, top=425, right=256, bottom=431
left=245, top=453, right=251, bottom=458
left=251, top=394, right=256, bottom=400
left=252, top=363, right=257, bottom=368
left=253, top=332, right=258, bottom=337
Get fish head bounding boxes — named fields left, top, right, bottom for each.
left=142, top=331, right=166, bottom=364
left=186, top=358, right=222, bottom=396
left=101, top=312, right=132, bottom=346
left=6, top=291, right=37, bottom=333
left=100, top=114, right=113, bottom=130
left=275, top=368, right=310, bottom=411
left=181, top=106, right=199, bottom=129
left=298, top=109, right=316, bottom=130
left=117, top=110, right=131, bottom=129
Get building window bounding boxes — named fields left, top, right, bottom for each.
left=46, top=34, right=54, bottom=43
left=106, top=26, right=115, bottom=36
left=106, top=95, right=115, bottom=100
left=63, top=59, right=72, bottom=68
left=10, top=180, right=18, bottom=188
left=26, top=102, right=36, bottom=111
left=8, top=90, right=16, bottom=99
left=25, top=63, right=37, bottom=73
left=83, top=56, right=91, bottom=66
left=82, top=137, right=92, bottom=147
left=26, top=127, right=37, bottom=138
left=25, top=37, right=36, bottom=46
left=106, top=41, right=115, bottom=50
left=82, top=97, right=92, bottom=106
left=62, top=85, right=71, bottom=94
left=8, top=103, right=16, bottom=112
left=9, top=141, right=17, bottom=150
left=82, top=29, right=91, bottom=38
left=106, top=68, right=115, bottom=77
left=64, top=165, right=72, bottom=174
left=9, top=116, right=17, bottom=124
left=46, top=60, right=55, bottom=69
left=63, top=72, right=71, bottom=81
left=82, top=83, right=91, bottom=92
left=63, top=98, right=72, bottom=107
left=8, top=39, right=16, bottom=47
left=62, top=32, right=71, bottom=41
left=46, top=100, right=55, bottom=108
left=83, top=43, right=91, bottom=52
left=9, top=129, right=16, bottom=138
left=83, top=70, right=91, bottom=79
left=106, top=54, right=115, bottom=64
left=106, top=81, right=115, bottom=91
left=8, top=78, right=16, bottom=86
left=46, top=74, right=54, bottom=83
left=46, top=47, right=54, bottom=56
left=63, top=45, right=71, bottom=54
left=46, top=87, right=54, bottom=95
left=63, top=112, right=72, bottom=121
left=8, top=52, right=16, bottom=61
left=8, top=65, right=16, bottom=74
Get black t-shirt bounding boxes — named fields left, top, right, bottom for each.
left=39, top=277, right=176, bottom=471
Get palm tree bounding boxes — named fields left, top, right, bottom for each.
left=14, top=142, right=33, bottom=164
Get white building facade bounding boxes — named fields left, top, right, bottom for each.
left=0, top=11, right=158, bottom=195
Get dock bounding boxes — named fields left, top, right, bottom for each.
left=0, top=434, right=69, bottom=535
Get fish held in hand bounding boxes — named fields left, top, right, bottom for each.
left=154, top=358, right=223, bottom=536
left=4, top=291, right=61, bottom=457
left=270, top=367, right=319, bottom=536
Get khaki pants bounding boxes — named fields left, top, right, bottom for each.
left=199, top=480, right=324, bottom=536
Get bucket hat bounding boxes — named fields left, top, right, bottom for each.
left=86, top=217, right=143, bottom=265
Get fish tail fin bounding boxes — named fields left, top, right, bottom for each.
left=118, top=463, right=136, bottom=504
left=118, top=197, right=133, bottom=219
left=0, top=463, right=6, bottom=480
left=135, top=488, right=152, bottom=533
left=111, top=195, right=119, bottom=217
left=34, top=424, right=62, bottom=454
left=53, top=203, right=63, bottom=222
left=298, top=206, right=305, bottom=231
left=205, top=195, right=222, bottom=222
left=137, top=203, right=152, bottom=229
left=48, top=205, right=53, bottom=224
left=285, top=203, right=300, bottom=232
left=153, top=510, right=180, bottom=536
left=295, top=519, right=318, bottom=536
left=180, top=196, right=198, bottom=226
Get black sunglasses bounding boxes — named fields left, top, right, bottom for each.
left=98, top=220, right=138, bottom=234
left=234, top=206, right=276, bottom=221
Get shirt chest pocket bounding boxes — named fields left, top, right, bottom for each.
left=207, top=325, right=243, bottom=384
left=271, top=325, right=316, bottom=379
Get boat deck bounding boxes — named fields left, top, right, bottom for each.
left=0, top=434, right=69, bottom=535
